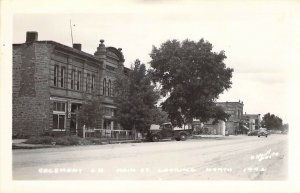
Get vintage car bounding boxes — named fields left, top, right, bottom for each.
left=146, top=123, right=193, bottom=142
left=247, top=130, right=259, bottom=136
left=258, top=130, right=268, bottom=137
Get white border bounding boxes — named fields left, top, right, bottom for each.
left=1, top=1, right=300, bottom=193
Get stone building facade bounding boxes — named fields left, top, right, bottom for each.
left=13, top=31, right=129, bottom=137
left=216, top=101, right=244, bottom=135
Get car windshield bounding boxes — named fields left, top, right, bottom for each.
left=161, top=124, right=171, bottom=130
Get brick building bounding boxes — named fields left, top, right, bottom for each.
left=216, top=101, right=244, bottom=135
left=242, top=113, right=261, bottom=131
left=13, top=31, right=129, bottom=137
left=194, top=119, right=226, bottom=136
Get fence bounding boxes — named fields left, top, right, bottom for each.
left=83, top=127, right=137, bottom=140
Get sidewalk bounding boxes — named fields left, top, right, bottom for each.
left=12, top=139, right=57, bottom=149
left=13, top=135, right=230, bottom=149
left=191, top=134, right=226, bottom=139
left=12, top=138, right=143, bottom=149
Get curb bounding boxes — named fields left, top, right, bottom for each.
left=108, top=140, right=142, bottom=144
left=12, top=144, right=57, bottom=149
left=12, top=140, right=143, bottom=149
left=191, top=135, right=226, bottom=140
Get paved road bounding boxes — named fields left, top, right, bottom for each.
left=13, top=135, right=288, bottom=180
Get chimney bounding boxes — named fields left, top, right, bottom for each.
left=26, top=31, right=38, bottom=43
left=73, top=43, right=82, bottom=51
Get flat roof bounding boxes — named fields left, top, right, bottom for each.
left=13, top=40, right=125, bottom=64
left=14, top=40, right=102, bottom=63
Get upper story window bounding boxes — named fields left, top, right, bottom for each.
left=91, top=75, right=95, bottom=91
left=103, top=78, right=106, bottom=96
left=71, top=70, right=75, bottom=90
left=106, top=65, right=115, bottom=71
left=60, top=66, right=65, bottom=88
left=86, top=73, right=90, bottom=93
left=76, top=71, right=81, bottom=90
left=108, top=80, right=111, bottom=96
left=103, top=79, right=113, bottom=97
left=111, top=80, right=114, bottom=97
left=53, top=64, right=66, bottom=88
left=54, top=65, right=59, bottom=86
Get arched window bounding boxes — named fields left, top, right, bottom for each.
left=103, top=78, right=106, bottom=96
left=108, top=80, right=111, bottom=96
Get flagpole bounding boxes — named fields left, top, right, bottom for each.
left=70, top=19, right=74, bottom=46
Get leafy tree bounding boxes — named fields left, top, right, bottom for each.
left=261, top=113, right=283, bottom=130
left=149, top=39, right=233, bottom=126
left=148, top=107, right=170, bottom=125
left=77, top=98, right=103, bottom=129
left=282, top=123, right=289, bottom=132
left=114, top=59, right=160, bottom=132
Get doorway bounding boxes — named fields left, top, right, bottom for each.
left=70, top=103, right=81, bottom=135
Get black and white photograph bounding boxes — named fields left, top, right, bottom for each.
left=1, top=0, right=300, bottom=193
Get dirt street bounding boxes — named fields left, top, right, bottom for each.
left=13, top=135, right=288, bottom=180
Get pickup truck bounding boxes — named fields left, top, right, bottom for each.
left=146, top=122, right=193, bottom=142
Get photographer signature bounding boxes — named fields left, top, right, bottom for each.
left=250, top=149, right=279, bottom=162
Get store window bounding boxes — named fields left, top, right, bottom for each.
left=52, top=101, right=66, bottom=130
left=103, top=119, right=111, bottom=130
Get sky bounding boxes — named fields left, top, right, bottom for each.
left=10, top=0, right=300, bottom=123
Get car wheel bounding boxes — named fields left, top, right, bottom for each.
left=179, top=133, right=187, bottom=141
left=266, top=135, right=268, bottom=138
left=175, top=138, right=180, bottom=141
left=258, top=135, right=260, bottom=137
left=152, top=135, right=160, bottom=142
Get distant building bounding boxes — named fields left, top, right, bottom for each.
left=199, top=119, right=226, bottom=136
left=13, top=31, right=129, bottom=137
left=193, top=101, right=244, bottom=135
left=242, top=113, right=261, bottom=131
left=216, top=101, right=244, bottom=135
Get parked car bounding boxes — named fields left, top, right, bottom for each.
left=146, top=122, right=193, bottom=142
left=149, top=124, right=160, bottom=130
left=258, top=130, right=268, bottom=137
left=247, top=130, right=259, bottom=136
